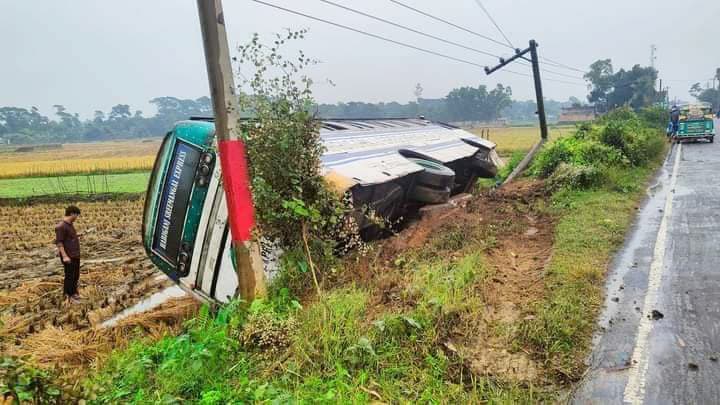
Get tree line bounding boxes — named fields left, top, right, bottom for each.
left=0, top=84, right=531, bottom=145
left=3, top=58, right=696, bottom=145
left=316, top=83, right=519, bottom=122
left=0, top=97, right=214, bottom=145
left=689, top=68, right=720, bottom=110
left=584, top=59, right=665, bottom=112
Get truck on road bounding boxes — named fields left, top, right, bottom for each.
left=670, top=102, right=716, bottom=143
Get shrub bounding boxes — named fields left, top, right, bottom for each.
left=574, top=139, right=626, bottom=166
left=595, top=109, right=663, bottom=166
left=597, top=106, right=641, bottom=126
left=597, top=121, right=631, bottom=151
left=0, top=357, right=62, bottom=404
left=532, top=137, right=574, bottom=177
left=532, top=105, right=665, bottom=190
left=639, top=105, right=667, bottom=129
left=573, top=122, right=594, bottom=139
left=622, top=128, right=665, bottom=166
left=547, top=163, right=603, bottom=190
left=238, top=31, right=350, bottom=251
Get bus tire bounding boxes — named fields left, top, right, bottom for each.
left=409, top=184, right=451, bottom=204
left=407, top=158, right=456, bottom=189
left=469, top=155, right=498, bottom=178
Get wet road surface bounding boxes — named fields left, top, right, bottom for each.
left=574, top=122, right=720, bottom=404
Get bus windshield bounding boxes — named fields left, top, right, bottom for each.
left=142, top=134, right=173, bottom=244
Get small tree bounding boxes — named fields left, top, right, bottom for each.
left=689, top=69, right=720, bottom=110
left=236, top=31, right=356, bottom=272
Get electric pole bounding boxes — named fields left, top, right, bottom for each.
left=528, top=40, right=548, bottom=140
left=197, top=0, right=266, bottom=302
left=486, top=39, right=547, bottom=184
left=716, top=68, right=720, bottom=111
left=485, top=39, right=547, bottom=140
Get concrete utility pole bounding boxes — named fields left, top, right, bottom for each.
left=485, top=39, right=547, bottom=184
left=197, top=0, right=265, bottom=302
left=485, top=39, right=548, bottom=140
left=528, top=40, right=548, bottom=141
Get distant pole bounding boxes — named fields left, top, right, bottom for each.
left=715, top=76, right=720, bottom=111
left=197, top=0, right=266, bottom=302
left=529, top=40, right=548, bottom=140
left=650, top=44, right=657, bottom=69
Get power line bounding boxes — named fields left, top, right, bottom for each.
left=472, top=0, right=514, bottom=48
left=250, top=1, right=585, bottom=87
left=496, top=52, right=585, bottom=81
left=388, top=0, right=512, bottom=49
left=251, top=1, right=501, bottom=72
left=510, top=62, right=587, bottom=86
left=390, top=0, right=587, bottom=75
left=317, top=0, right=501, bottom=59
left=537, top=66, right=585, bottom=81
left=544, top=77, right=589, bottom=86
left=539, top=56, right=586, bottom=73
left=318, top=0, right=585, bottom=81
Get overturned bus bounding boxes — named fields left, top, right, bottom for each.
left=142, top=117, right=502, bottom=302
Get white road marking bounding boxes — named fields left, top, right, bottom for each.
left=623, top=143, right=683, bottom=404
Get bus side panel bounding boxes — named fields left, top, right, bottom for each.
left=212, top=233, right=239, bottom=303
left=198, top=194, right=229, bottom=295
left=186, top=164, right=222, bottom=288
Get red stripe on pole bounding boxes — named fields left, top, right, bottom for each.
left=218, top=139, right=255, bottom=242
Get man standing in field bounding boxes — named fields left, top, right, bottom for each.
left=55, top=205, right=81, bottom=303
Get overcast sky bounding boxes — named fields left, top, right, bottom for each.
left=2, top=0, right=718, bottom=118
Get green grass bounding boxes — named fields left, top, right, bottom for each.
left=0, top=172, right=150, bottom=198
left=517, top=185, right=645, bottom=379
left=85, top=252, right=551, bottom=403
left=516, top=164, right=662, bottom=381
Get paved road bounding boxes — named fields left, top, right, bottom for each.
left=574, top=120, right=720, bottom=405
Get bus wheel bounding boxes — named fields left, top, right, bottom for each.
left=405, top=157, right=455, bottom=189
left=408, top=184, right=451, bottom=204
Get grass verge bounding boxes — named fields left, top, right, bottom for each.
left=84, top=253, right=552, bottom=403
left=516, top=165, right=659, bottom=381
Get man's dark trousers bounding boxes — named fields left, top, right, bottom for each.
left=62, top=258, right=80, bottom=296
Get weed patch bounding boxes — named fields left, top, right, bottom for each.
left=532, top=107, right=665, bottom=193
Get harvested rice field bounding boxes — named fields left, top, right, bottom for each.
left=0, top=198, right=198, bottom=394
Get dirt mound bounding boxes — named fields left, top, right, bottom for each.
left=352, top=179, right=555, bottom=384
left=380, top=180, right=547, bottom=257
